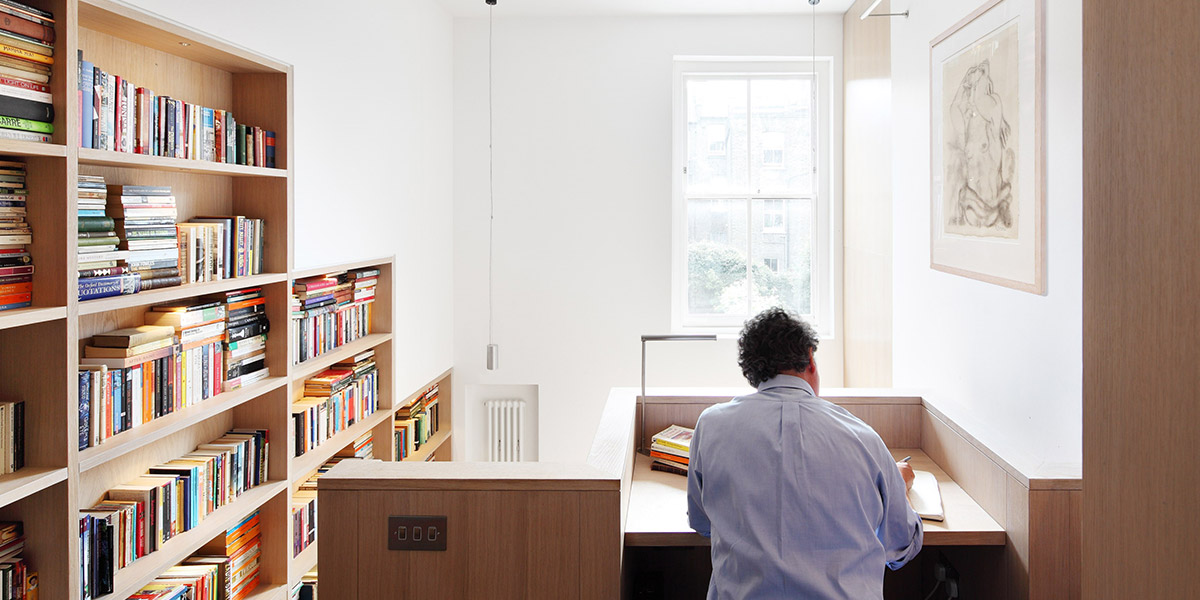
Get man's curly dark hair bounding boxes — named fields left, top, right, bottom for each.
left=738, top=308, right=819, bottom=387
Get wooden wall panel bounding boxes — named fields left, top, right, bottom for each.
left=842, top=0, right=893, bottom=386
left=1082, top=1, right=1200, bottom=597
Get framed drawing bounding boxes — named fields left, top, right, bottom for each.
left=930, top=0, right=1045, bottom=293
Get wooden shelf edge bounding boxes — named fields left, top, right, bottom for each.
left=78, top=147, right=288, bottom=178
left=0, top=139, right=67, bottom=158
left=77, top=272, right=289, bottom=315
left=289, top=256, right=395, bottom=281
left=241, top=583, right=289, bottom=600
left=288, top=540, right=317, bottom=587
left=95, top=480, right=288, bottom=600
left=399, top=367, right=453, bottom=409
left=0, top=467, right=68, bottom=508
left=289, top=333, right=393, bottom=383
left=0, top=306, right=67, bottom=331
left=79, top=376, right=289, bottom=472
left=290, top=409, right=395, bottom=482
left=402, top=429, right=451, bottom=463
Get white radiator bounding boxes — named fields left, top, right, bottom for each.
left=486, top=399, right=525, bottom=462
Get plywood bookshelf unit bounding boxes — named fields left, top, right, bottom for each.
left=0, top=1, right=452, bottom=598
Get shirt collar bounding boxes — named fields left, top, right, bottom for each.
left=756, top=374, right=816, bottom=397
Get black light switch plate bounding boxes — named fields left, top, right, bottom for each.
left=388, top=515, right=448, bottom=551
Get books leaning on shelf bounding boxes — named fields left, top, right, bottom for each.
left=0, top=398, right=23, bottom=474
left=126, top=509, right=263, bottom=600
left=394, top=383, right=440, bottom=461
left=290, top=267, right=378, bottom=364
left=78, top=53, right=277, bottom=168
left=650, top=424, right=693, bottom=476
left=0, top=1, right=54, bottom=144
left=291, top=351, right=379, bottom=458
left=179, top=216, right=265, bottom=282
left=78, top=429, right=269, bottom=598
left=77, top=321, right=224, bottom=449
left=0, top=158, right=32, bottom=311
left=0, top=521, right=38, bottom=599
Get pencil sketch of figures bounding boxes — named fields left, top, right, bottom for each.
left=942, top=22, right=1020, bottom=239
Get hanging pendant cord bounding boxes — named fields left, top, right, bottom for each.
left=488, top=4, right=495, bottom=347
left=812, top=0, right=818, bottom=175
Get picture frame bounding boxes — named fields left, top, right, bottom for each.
left=930, top=0, right=1045, bottom=294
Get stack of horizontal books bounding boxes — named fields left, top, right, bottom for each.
left=0, top=0, right=54, bottom=143
left=0, top=158, right=31, bottom=311
left=0, top=522, right=36, bottom=598
left=650, top=424, right=693, bottom=476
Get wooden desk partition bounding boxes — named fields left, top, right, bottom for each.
left=318, top=461, right=622, bottom=599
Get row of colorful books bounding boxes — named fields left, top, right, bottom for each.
left=0, top=521, right=37, bottom=599
left=292, top=351, right=379, bottom=458
left=79, top=54, right=277, bottom=168
left=650, top=425, right=693, bottom=476
left=394, top=384, right=440, bottom=461
left=290, top=567, right=317, bottom=600
left=78, top=429, right=269, bottom=599
left=290, top=268, right=378, bottom=364
left=125, top=509, right=262, bottom=600
left=0, top=158, right=32, bottom=312
left=0, top=0, right=55, bottom=144
left=291, top=435, right=371, bottom=559
left=77, top=287, right=270, bottom=450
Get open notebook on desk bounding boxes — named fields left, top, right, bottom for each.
left=909, top=470, right=945, bottom=522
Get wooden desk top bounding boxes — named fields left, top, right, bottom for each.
left=624, top=449, right=1005, bottom=547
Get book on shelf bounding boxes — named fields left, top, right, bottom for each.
left=0, top=522, right=38, bottom=600
left=221, top=287, right=269, bottom=390
left=292, top=454, right=363, bottom=558
left=125, top=508, right=263, bottom=600
left=292, top=352, right=378, bottom=458
left=0, top=158, right=30, bottom=311
left=108, top=184, right=181, bottom=291
left=78, top=53, right=279, bottom=168
left=0, top=3, right=52, bottom=144
left=395, top=382, right=441, bottom=461
left=0, top=399, right=25, bottom=474
left=79, top=429, right=269, bottom=597
left=290, top=268, right=379, bottom=364
left=291, top=567, right=318, bottom=600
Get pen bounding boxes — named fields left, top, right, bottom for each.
left=900, top=455, right=912, bottom=463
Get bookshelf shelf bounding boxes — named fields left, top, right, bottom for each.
left=0, top=467, right=69, bottom=509
left=406, top=428, right=452, bottom=463
left=289, top=333, right=394, bottom=383
left=77, top=376, right=289, bottom=472
left=290, top=257, right=398, bottom=281
left=94, top=480, right=288, bottom=600
left=289, top=532, right=318, bottom=580
left=290, top=409, right=396, bottom=486
left=0, top=306, right=68, bottom=331
left=78, top=148, right=289, bottom=178
left=77, top=272, right=289, bottom=315
left=0, top=139, right=68, bottom=158
left=242, top=584, right=289, bottom=600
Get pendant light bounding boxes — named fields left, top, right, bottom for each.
left=810, top=0, right=819, bottom=182
left=486, top=0, right=500, bottom=370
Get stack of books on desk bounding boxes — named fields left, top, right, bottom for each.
left=650, top=425, right=693, bottom=476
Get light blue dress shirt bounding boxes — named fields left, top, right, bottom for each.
left=687, top=375, right=923, bottom=599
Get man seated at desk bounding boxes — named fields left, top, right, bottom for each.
left=687, top=308, right=923, bottom=599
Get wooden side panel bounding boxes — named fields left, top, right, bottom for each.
left=1082, top=1, right=1200, bottom=598
left=580, top=490, right=621, bottom=600
left=1029, top=490, right=1080, bottom=600
left=317, top=489, right=358, bottom=598
left=842, top=0, right=893, bottom=387
left=920, top=410, right=1008, bottom=526
left=1005, top=475, right=1031, bottom=600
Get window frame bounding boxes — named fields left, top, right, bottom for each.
left=671, top=58, right=837, bottom=336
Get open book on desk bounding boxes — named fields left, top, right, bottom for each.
left=908, top=470, right=945, bottom=522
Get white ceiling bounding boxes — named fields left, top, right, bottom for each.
left=437, top=0, right=858, bottom=18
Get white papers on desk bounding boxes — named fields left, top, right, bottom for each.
left=908, top=470, right=945, bottom=522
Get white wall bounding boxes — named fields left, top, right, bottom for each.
left=890, top=0, right=1082, bottom=475
left=122, top=0, right=457, bottom=395
left=453, top=16, right=844, bottom=462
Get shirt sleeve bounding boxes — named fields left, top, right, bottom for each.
left=876, top=448, right=923, bottom=569
left=686, top=420, right=711, bottom=538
